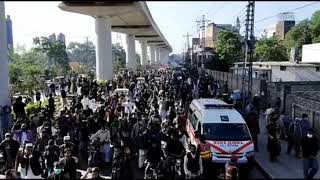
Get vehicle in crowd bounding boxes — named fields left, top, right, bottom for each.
left=137, top=77, right=146, bottom=83
left=155, top=77, right=161, bottom=83
left=112, top=88, right=129, bottom=96
left=186, top=98, right=254, bottom=168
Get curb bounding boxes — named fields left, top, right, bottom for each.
left=253, top=158, right=274, bottom=179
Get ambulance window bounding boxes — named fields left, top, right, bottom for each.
left=203, top=123, right=251, bottom=141
left=198, top=123, right=202, bottom=133
left=191, top=114, right=198, bottom=129
left=188, top=108, right=193, bottom=119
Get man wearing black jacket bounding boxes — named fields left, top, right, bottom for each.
left=15, top=143, right=43, bottom=179
left=301, top=130, right=319, bottom=179
left=301, top=131, right=319, bottom=179
left=0, top=133, right=20, bottom=169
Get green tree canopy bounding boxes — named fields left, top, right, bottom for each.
left=67, top=41, right=96, bottom=68
left=9, top=50, right=46, bottom=95
left=254, top=37, right=288, bottom=62
left=284, top=20, right=313, bottom=61
left=33, top=37, right=70, bottom=75
left=311, top=10, right=320, bottom=43
left=214, top=29, right=243, bottom=71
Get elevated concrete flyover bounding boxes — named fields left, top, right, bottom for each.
left=59, top=1, right=172, bottom=80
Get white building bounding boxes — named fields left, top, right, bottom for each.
left=231, top=61, right=320, bottom=82
left=264, top=24, right=276, bottom=38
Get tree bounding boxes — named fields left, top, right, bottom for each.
left=254, top=37, right=288, bottom=62
left=33, top=37, right=70, bottom=75
left=112, top=44, right=126, bottom=67
left=9, top=50, right=46, bottom=95
left=311, top=10, right=320, bottom=43
left=214, top=29, right=243, bottom=71
left=67, top=41, right=96, bottom=68
left=284, top=20, right=313, bottom=61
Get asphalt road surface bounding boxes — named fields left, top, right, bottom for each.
left=97, top=157, right=267, bottom=179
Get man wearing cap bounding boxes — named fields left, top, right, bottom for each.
left=11, top=123, right=34, bottom=146
left=34, top=128, right=50, bottom=153
left=225, top=155, right=239, bottom=179
left=59, top=136, right=76, bottom=158
left=0, top=133, right=20, bottom=169
left=15, top=143, right=43, bottom=179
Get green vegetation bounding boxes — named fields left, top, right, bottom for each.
left=254, top=37, right=288, bottom=62
left=284, top=20, right=312, bottom=61
left=207, top=10, right=320, bottom=68
left=211, top=29, right=243, bottom=71
left=25, top=99, right=49, bottom=116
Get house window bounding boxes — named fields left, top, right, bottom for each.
left=280, top=66, right=286, bottom=71
left=316, top=67, right=320, bottom=72
left=255, top=72, right=258, bottom=78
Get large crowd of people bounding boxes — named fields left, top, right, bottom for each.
left=0, top=64, right=318, bottom=179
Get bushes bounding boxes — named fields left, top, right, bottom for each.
left=97, top=80, right=108, bottom=87
left=25, top=99, right=49, bottom=116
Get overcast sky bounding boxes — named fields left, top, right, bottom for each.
left=4, top=1, right=320, bottom=54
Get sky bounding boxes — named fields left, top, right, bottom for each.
left=4, top=1, right=320, bottom=54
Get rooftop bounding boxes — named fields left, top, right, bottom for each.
left=233, top=61, right=319, bottom=67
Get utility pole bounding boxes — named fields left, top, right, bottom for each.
left=242, top=1, right=255, bottom=111
left=196, top=19, right=201, bottom=68
left=199, top=15, right=210, bottom=71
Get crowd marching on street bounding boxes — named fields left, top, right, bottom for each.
left=0, top=64, right=319, bottom=179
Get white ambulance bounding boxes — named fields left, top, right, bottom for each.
left=186, top=98, right=254, bottom=166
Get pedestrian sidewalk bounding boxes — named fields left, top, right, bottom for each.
left=254, top=114, right=320, bottom=179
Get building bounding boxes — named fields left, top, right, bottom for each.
left=205, top=22, right=239, bottom=49
left=6, top=15, right=13, bottom=51
left=302, top=43, right=320, bottom=64
left=275, top=12, right=295, bottom=40
left=48, top=33, right=57, bottom=43
left=57, top=33, right=66, bottom=43
left=264, top=24, right=276, bottom=38
left=231, top=61, right=320, bottom=82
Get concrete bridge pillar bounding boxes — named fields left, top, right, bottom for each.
left=159, top=48, right=165, bottom=64
left=150, top=45, right=155, bottom=64
left=95, top=16, right=113, bottom=80
left=0, top=1, right=9, bottom=107
left=0, top=1, right=10, bottom=139
left=155, top=48, right=160, bottom=64
left=163, top=50, right=170, bottom=64
left=126, top=34, right=136, bottom=70
left=140, top=40, right=147, bottom=66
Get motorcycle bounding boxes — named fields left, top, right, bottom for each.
left=0, top=152, right=7, bottom=174
left=165, top=153, right=184, bottom=179
left=111, top=147, right=131, bottom=179
left=88, top=138, right=104, bottom=167
left=144, top=161, right=160, bottom=179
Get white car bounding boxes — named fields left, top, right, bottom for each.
left=112, top=88, right=129, bottom=96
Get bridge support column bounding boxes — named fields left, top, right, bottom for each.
left=95, top=16, right=113, bottom=80
left=163, top=50, right=169, bottom=64
left=0, top=1, right=10, bottom=139
left=159, top=48, right=165, bottom=64
left=140, top=40, right=147, bottom=66
left=126, top=34, right=136, bottom=70
left=155, top=48, right=160, bottom=64
left=150, top=45, right=155, bottom=64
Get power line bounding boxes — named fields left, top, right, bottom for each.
left=255, top=1, right=320, bottom=23
left=205, top=2, right=225, bottom=17
left=233, top=6, right=247, bottom=19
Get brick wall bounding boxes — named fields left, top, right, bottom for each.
left=286, top=94, right=320, bottom=139
left=266, top=81, right=320, bottom=113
